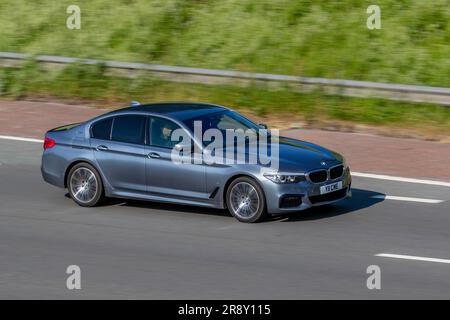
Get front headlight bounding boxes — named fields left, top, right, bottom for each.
left=263, top=173, right=306, bottom=184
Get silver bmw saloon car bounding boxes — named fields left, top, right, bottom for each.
left=42, top=102, right=351, bottom=223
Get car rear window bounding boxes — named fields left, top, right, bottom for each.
left=91, top=118, right=113, bottom=140
left=111, top=115, right=146, bottom=145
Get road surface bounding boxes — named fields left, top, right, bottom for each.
left=0, top=139, right=449, bottom=299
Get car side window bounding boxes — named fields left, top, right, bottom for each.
left=149, top=117, right=183, bottom=149
left=91, top=117, right=113, bottom=140
left=111, top=115, right=146, bottom=145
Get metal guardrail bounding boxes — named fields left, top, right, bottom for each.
left=1, top=51, right=449, bottom=105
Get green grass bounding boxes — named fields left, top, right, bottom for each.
left=1, top=1, right=448, bottom=137
left=0, top=0, right=449, bottom=87
left=1, top=62, right=449, bottom=138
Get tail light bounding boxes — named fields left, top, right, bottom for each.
left=43, top=137, right=56, bottom=150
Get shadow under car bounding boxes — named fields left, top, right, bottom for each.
left=70, top=187, right=385, bottom=222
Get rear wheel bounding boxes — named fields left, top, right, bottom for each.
left=68, top=163, right=104, bottom=207
left=226, top=177, right=267, bottom=223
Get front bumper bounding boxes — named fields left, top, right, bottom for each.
left=262, top=167, right=352, bottom=214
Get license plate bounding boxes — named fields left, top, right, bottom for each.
left=320, top=181, right=343, bottom=195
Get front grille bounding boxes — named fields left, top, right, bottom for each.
left=309, top=188, right=348, bottom=204
left=279, top=195, right=303, bottom=208
left=329, top=165, right=344, bottom=180
left=308, top=170, right=328, bottom=183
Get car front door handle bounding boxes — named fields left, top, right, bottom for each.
left=148, top=152, right=161, bottom=159
left=96, top=145, right=109, bottom=151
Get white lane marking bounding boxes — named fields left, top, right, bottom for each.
left=352, top=172, right=450, bottom=187
left=0, top=135, right=43, bottom=143
left=370, top=195, right=444, bottom=204
left=376, top=253, right=450, bottom=264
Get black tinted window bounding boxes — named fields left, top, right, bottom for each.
left=111, top=115, right=146, bottom=144
left=91, top=118, right=112, bottom=140
left=150, top=117, right=182, bottom=148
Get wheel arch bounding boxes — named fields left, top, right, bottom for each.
left=222, top=173, right=266, bottom=209
left=64, top=159, right=102, bottom=188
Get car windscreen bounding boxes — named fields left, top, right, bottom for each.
left=182, top=110, right=260, bottom=135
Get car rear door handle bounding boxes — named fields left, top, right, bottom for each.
left=148, top=152, right=161, bottom=159
left=96, top=145, right=109, bottom=151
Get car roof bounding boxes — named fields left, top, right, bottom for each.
left=106, top=102, right=228, bottom=121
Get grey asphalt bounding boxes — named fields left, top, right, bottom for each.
left=0, top=139, right=449, bottom=299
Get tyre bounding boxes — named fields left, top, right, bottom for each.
left=67, top=162, right=104, bottom=207
left=226, top=177, right=267, bottom=223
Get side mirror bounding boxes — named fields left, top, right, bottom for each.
left=130, top=101, right=141, bottom=107
left=258, top=123, right=268, bottom=129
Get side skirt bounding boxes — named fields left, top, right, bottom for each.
left=109, top=190, right=223, bottom=209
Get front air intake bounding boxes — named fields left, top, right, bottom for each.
left=279, top=195, right=303, bottom=208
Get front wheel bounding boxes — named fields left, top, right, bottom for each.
left=67, top=163, right=104, bottom=207
left=226, top=177, right=267, bottom=223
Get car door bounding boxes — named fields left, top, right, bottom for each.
left=90, top=114, right=147, bottom=193
left=145, top=116, right=208, bottom=200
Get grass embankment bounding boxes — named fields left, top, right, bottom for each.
left=0, top=0, right=449, bottom=87
left=0, top=1, right=448, bottom=139
left=1, top=61, right=449, bottom=140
